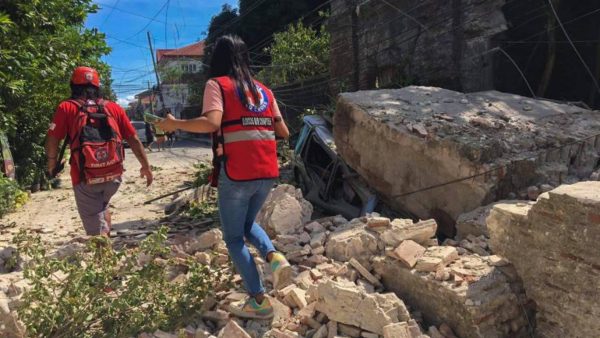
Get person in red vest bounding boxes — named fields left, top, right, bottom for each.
left=156, top=35, right=292, bottom=319
left=46, top=66, right=153, bottom=237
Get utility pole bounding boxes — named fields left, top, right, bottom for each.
left=147, top=31, right=165, bottom=113
left=148, top=81, right=155, bottom=114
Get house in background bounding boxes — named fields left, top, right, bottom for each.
left=155, top=40, right=205, bottom=119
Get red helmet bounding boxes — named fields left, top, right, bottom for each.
left=71, top=66, right=100, bottom=87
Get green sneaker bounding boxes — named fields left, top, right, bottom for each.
left=228, top=297, right=274, bottom=319
left=270, top=251, right=293, bottom=290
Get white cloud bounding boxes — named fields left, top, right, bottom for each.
left=117, top=95, right=136, bottom=107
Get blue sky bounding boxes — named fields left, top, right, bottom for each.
left=86, top=0, right=236, bottom=106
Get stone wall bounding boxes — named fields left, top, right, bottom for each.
left=333, top=86, right=600, bottom=234
left=373, top=255, right=531, bottom=338
left=487, top=181, right=600, bottom=338
left=328, top=0, right=507, bottom=93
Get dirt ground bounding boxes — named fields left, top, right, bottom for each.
left=0, top=140, right=212, bottom=248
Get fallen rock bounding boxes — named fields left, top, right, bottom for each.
left=287, top=288, right=308, bottom=309
left=218, top=320, right=251, bottom=338
left=256, top=184, right=312, bottom=236
left=414, top=246, right=458, bottom=272
left=393, top=240, right=426, bottom=268
left=314, top=280, right=410, bottom=335
left=305, top=221, right=326, bottom=233
left=380, top=219, right=437, bottom=247
left=382, top=322, right=411, bottom=338
left=338, top=323, right=361, bottom=338
left=271, top=297, right=292, bottom=328
left=268, top=329, right=299, bottom=338
left=333, top=86, right=600, bottom=235
left=455, top=202, right=508, bottom=239
left=325, top=225, right=381, bottom=267
left=185, top=229, right=223, bottom=254
left=366, top=216, right=391, bottom=229
left=348, top=258, right=381, bottom=287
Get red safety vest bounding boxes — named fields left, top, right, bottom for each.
left=213, top=76, right=279, bottom=181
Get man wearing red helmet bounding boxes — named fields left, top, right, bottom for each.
left=45, top=66, right=153, bottom=237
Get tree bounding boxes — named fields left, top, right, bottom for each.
left=0, top=0, right=112, bottom=186
left=200, top=1, right=331, bottom=68
left=257, top=22, right=330, bottom=86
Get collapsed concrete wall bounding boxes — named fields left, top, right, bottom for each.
left=373, top=255, right=531, bottom=338
left=328, top=0, right=507, bottom=92
left=487, top=181, right=600, bottom=338
left=333, top=86, right=600, bottom=234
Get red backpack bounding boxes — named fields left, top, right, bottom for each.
left=68, top=99, right=124, bottom=184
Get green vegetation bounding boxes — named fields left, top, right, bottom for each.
left=0, top=0, right=113, bottom=186
left=192, top=1, right=331, bottom=101
left=192, top=161, right=213, bottom=188
left=257, top=21, right=330, bottom=86
left=0, top=176, right=28, bottom=218
left=13, top=227, right=228, bottom=338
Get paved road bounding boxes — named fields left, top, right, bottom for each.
left=0, top=142, right=212, bottom=247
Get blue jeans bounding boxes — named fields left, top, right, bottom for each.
left=218, top=170, right=276, bottom=296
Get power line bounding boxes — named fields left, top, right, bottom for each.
left=95, top=1, right=208, bottom=28
left=214, top=0, right=270, bottom=37
left=164, top=0, right=171, bottom=49
left=248, top=0, right=334, bottom=53
left=545, top=0, right=600, bottom=94
left=126, top=0, right=170, bottom=41
left=99, top=0, right=120, bottom=29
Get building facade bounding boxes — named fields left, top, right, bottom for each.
left=154, top=41, right=205, bottom=119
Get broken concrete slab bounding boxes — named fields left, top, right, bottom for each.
left=414, top=246, right=459, bottom=272
left=184, top=228, right=223, bottom=254
left=217, top=320, right=251, bottom=338
left=373, top=255, right=532, bottom=338
left=314, top=279, right=410, bottom=335
left=349, top=258, right=381, bottom=287
left=256, top=184, right=313, bottom=236
left=487, top=182, right=600, bottom=338
left=455, top=202, right=507, bottom=239
left=334, top=86, right=600, bottom=235
left=393, top=240, right=426, bottom=268
left=325, top=225, right=381, bottom=267
left=382, top=322, right=411, bottom=338
left=380, top=219, right=437, bottom=247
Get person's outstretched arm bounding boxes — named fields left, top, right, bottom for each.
left=156, top=111, right=222, bottom=134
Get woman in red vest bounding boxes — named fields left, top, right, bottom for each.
left=157, top=35, right=292, bottom=319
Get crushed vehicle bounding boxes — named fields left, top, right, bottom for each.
left=291, top=115, right=378, bottom=220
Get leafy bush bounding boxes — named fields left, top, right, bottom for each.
left=0, top=176, right=28, bottom=217
left=13, top=227, right=228, bottom=338
left=257, top=20, right=330, bottom=86
left=186, top=201, right=219, bottom=220
left=192, top=162, right=213, bottom=188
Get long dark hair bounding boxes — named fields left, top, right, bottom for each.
left=209, top=35, right=260, bottom=107
left=70, top=84, right=100, bottom=100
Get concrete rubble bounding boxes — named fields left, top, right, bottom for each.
left=487, top=181, right=600, bottom=338
left=333, top=86, right=600, bottom=235
left=2, top=180, right=598, bottom=338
